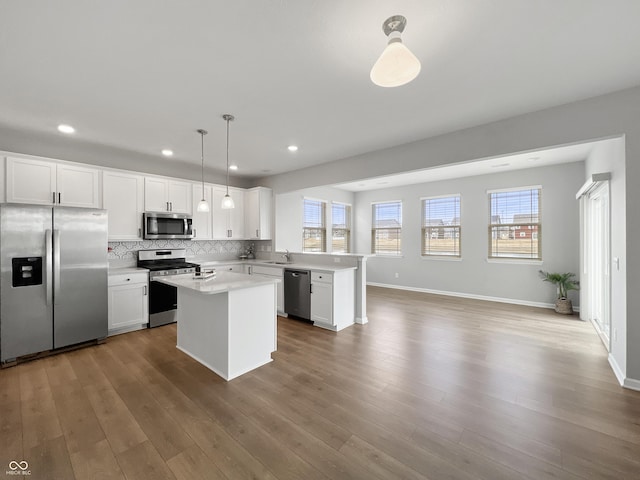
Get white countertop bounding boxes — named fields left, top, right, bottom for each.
left=194, top=259, right=356, bottom=273
left=155, top=271, right=279, bottom=295
left=108, top=266, right=148, bottom=275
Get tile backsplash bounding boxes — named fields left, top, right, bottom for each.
left=108, top=239, right=272, bottom=262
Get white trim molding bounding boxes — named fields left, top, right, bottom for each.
left=367, top=282, right=581, bottom=312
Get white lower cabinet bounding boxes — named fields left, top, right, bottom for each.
left=108, top=272, right=149, bottom=335
left=250, top=264, right=284, bottom=314
left=311, top=270, right=355, bottom=331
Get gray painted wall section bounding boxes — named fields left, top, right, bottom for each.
left=355, top=162, right=584, bottom=307
left=275, top=186, right=355, bottom=252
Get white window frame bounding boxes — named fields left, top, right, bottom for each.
left=421, top=194, right=461, bottom=257
left=488, top=186, right=541, bottom=260
left=371, top=200, right=402, bottom=256
left=303, top=198, right=327, bottom=252
left=331, top=202, right=351, bottom=253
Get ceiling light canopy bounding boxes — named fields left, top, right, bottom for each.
left=288, top=145, right=298, bottom=152
left=221, top=114, right=235, bottom=210
left=370, top=15, right=421, bottom=88
left=161, top=149, right=173, bottom=157
left=196, top=129, right=210, bottom=213
left=57, top=124, right=75, bottom=134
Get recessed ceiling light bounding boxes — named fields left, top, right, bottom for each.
left=491, top=163, right=510, bottom=168
left=229, top=164, right=238, bottom=171
left=528, top=156, right=540, bottom=162
left=288, top=145, right=298, bottom=152
left=57, top=124, right=75, bottom=134
left=161, top=149, right=173, bottom=157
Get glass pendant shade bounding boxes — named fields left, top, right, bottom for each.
left=221, top=193, right=235, bottom=209
left=370, top=35, right=421, bottom=87
left=197, top=198, right=210, bottom=212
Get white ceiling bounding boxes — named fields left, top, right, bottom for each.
left=1, top=1, right=640, bottom=179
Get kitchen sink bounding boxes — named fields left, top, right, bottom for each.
left=263, top=261, right=290, bottom=265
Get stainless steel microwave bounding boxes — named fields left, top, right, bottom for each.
left=143, top=212, right=194, bottom=240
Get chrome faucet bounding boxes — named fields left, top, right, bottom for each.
left=281, top=249, right=291, bottom=263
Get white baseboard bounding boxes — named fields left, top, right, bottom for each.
left=624, top=377, right=640, bottom=391
left=367, top=282, right=581, bottom=312
left=608, top=353, right=626, bottom=386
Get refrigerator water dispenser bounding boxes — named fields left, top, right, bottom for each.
left=12, top=257, right=43, bottom=287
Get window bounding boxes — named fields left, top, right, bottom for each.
left=331, top=203, right=351, bottom=253
left=303, top=199, right=326, bottom=252
left=372, top=201, right=402, bottom=255
left=422, top=195, right=461, bottom=256
left=488, top=187, right=541, bottom=259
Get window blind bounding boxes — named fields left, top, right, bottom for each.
left=422, top=195, right=461, bottom=256
left=489, top=188, right=541, bottom=259
left=372, top=201, right=402, bottom=255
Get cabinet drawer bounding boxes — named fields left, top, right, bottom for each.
left=311, top=272, right=332, bottom=283
left=108, top=272, right=148, bottom=287
left=252, top=265, right=283, bottom=277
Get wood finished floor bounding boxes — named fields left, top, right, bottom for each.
left=2, top=286, right=640, bottom=480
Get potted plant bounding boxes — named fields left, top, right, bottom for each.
left=539, top=270, right=579, bottom=314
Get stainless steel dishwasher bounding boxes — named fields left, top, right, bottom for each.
left=284, top=269, right=311, bottom=320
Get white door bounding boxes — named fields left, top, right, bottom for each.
left=168, top=180, right=192, bottom=214
left=145, top=177, right=169, bottom=212
left=57, top=164, right=101, bottom=208
left=6, top=156, right=57, bottom=205
left=586, top=183, right=611, bottom=347
left=103, top=171, right=144, bottom=240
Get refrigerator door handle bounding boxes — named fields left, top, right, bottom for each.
left=45, top=229, right=53, bottom=305
left=53, top=229, right=61, bottom=305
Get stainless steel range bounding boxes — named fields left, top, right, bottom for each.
left=137, top=249, right=198, bottom=328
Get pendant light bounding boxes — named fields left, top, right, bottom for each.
left=221, top=114, right=235, bottom=209
left=196, top=129, right=210, bottom=212
left=370, top=15, right=421, bottom=88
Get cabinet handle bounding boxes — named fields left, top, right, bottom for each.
left=193, top=228, right=196, bottom=238
left=166, top=202, right=169, bottom=211
left=310, top=284, right=313, bottom=294
left=143, top=285, right=147, bottom=296
left=126, top=278, right=130, bottom=281
left=170, top=202, right=173, bottom=211
left=138, top=228, right=142, bottom=238
left=256, top=229, right=259, bottom=238
left=52, top=192, right=56, bottom=204
left=58, top=192, right=61, bottom=204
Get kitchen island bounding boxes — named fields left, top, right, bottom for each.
left=157, top=271, right=279, bottom=381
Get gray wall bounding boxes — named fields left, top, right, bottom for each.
left=355, top=162, right=584, bottom=307
left=274, top=186, right=355, bottom=252
left=261, top=85, right=639, bottom=386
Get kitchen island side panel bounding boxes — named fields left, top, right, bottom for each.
left=176, top=287, right=230, bottom=379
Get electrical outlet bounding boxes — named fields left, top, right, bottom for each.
left=334, top=257, right=340, bottom=263
left=395, top=272, right=399, bottom=278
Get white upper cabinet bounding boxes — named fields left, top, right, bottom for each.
left=245, top=187, right=272, bottom=240
left=56, top=164, right=101, bottom=208
left=103, top=170, right=144, bottom=240
left=144, top=177, right=192, bottom=214
left=6, top=156, right=101, bottom=208
left=191, top=183, right=213, bottom=240
left=212, top=186, right=245, bottom=239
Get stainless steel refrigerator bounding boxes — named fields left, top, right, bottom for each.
left=0, top=204, right=108, bottom=364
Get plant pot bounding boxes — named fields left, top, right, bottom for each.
left=554, top=298, right=573, bottom=315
